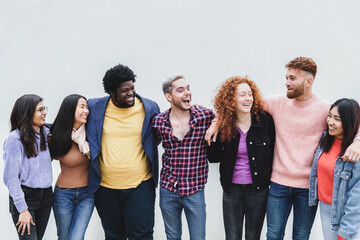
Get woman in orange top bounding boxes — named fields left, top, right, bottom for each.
left=309, top=98, right=360, bottom=240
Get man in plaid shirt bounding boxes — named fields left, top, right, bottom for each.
left=152, top=75, right=215, bottom=240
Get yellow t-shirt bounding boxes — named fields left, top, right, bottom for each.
left=99, top=97, right=152, bottom=189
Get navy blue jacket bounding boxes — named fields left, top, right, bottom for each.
left=86, top=94, right=160, bottom=193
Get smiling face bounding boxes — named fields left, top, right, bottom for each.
left=235, top=83, right=253, bottom=115
left=74, top=98, right=89, bottom=129
left=327, top=106, right=344, bottom=140
left=111, top=80, right=136, bottom=108
left=166, top=78, right=191, bottom=111
left=32, top=101, right=47, bottom=130
left=285, top=68, right=308, bottom=99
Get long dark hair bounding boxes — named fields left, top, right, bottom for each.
left=10, top=94, right=47, bottom=158
left=49, top=94, right=87, bottom=158
left=320, top=98, right=360, bottom=155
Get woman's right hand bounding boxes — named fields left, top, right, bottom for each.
left=16, top=209, right=35, bottom=236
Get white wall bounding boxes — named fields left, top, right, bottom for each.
left=1, top=0, right=359, bottom=239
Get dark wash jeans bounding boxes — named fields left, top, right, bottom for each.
left=222, top=184, right=268, bottom=240
left=95, top=178, right=155, bottom=240
left=9, top=186, right=53, bottom=240
left=266, top=182, right=317, bottom=240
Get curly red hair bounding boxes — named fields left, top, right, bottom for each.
left=213, top=76, right=264, bottom=142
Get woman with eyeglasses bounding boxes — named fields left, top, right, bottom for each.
left=49, top=94, right=94, bottom=240
left=3, top=94, right=53, bottom=239
left=309, top=98, right=360, bottom=240
left=207, top=76, right=275, bottom=240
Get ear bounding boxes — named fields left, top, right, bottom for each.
left=109, top=91, right=116, bottom=102
left=165, top=93, right=172, bottom=103
left=305, top=76, right=313, bottom=88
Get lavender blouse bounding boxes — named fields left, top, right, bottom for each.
left=232, top=128, right=253, bottom=184
left=3, top=128, right=52, bottom=213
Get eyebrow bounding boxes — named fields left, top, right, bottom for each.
left=329, top=113, right=341, bottom=117
left=121, top=86, right=135, bottom=90
left=179, top=85, right=189, bottom=88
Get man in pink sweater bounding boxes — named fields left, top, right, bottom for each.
left=265, top=57, right=360, bottom=240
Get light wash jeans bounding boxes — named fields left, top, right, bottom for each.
left=160, top=186, right=206, bottom=240
left=320, top=201, right=360, bottom=240
left=266, top=182, right=317, bottom=240
left=53, top=185, right=94, bottom=240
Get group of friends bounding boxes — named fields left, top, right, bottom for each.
left=3, top=56, right=360, bottom=240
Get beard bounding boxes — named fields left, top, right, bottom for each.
left=286, top=86, right=304, bottom=99
left=112, top=94, right=135, bottom=108
left=172, top=98, right=191, bottom=111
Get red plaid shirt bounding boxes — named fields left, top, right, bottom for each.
left=152, top=106, right=215, bottom=196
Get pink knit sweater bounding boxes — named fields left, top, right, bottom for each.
left=265, top=95, right=329, bottom=189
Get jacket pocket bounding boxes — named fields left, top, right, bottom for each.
left=254, top=137, right=271, bottom=156
left=339, top=170, right=352, bottom=181
left=337, top=170, right=352, bottom=216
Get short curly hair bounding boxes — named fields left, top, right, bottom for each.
left=102, top=64, right=136, bottom=94
left=213, top=76, right=264, bottom=142
left=285, top=57, right=317, bottom=77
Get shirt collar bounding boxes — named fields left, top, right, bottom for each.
left=163, top=106, right=198, bottom=127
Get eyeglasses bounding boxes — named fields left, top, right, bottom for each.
left=38, top=106, right=48, bottom=114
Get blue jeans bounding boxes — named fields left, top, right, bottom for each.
left=53, top=185, right=95, bottom=240
left=223, top=184, right=268, bottom=240
left=266, top=182, right=317, bottom=240
left=10, top=186, right=53, bottom=240
left=95, top=178, right=155, bottom=240
left=319, top=201, right=360, bottom=240
left=159, top=186, right=206, bottom=240
left=319, top=201, right=337, bottom=240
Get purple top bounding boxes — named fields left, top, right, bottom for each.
left=232, top=128, right=253, bottom=184
left=3, top=128, right=53, bottom=213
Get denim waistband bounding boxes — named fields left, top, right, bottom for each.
left=55, top=185, right=88, bottom=190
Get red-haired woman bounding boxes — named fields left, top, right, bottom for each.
left=207, top=76, right=275, bottom=240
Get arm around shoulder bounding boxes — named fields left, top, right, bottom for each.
left=263, top=95, right=282, bottom=114
left=342, top=138, right=360, bottom=162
